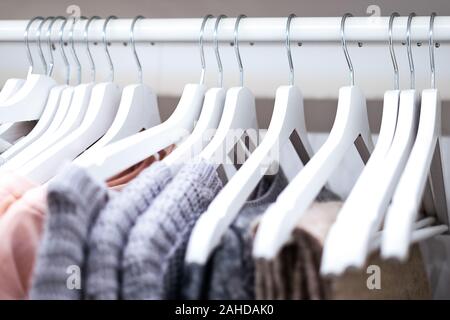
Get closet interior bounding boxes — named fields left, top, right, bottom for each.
left=0, top=12, right=449, bottom=300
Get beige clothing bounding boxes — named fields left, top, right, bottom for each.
left=255, top=201, right=431, bottom=300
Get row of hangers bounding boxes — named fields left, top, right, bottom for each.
left=0, top=13, right=448, bottom=275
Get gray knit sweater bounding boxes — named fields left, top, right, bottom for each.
left=122, top=160, right=223, bottom=300
left=182, top=173, right=339, bottom=300
left=30, top=165, right=110, bottom=300
left=85, top=162, right=173, bottom=300
left=181, top=171, right=287, bottom=300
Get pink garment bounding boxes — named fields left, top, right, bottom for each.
left=0, top=186, right=46, bottom=300
left=0, top=146, right=177, bottom=299
left=0, top=172, right=36, bottom=216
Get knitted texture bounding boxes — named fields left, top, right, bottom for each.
left=122, top=161, right=222, bottom=300
left=208, top=171, right=288, bottom=299
left=85, top=162, right=173, bottom=300
left=182, top=171, right=288, bottom=300
left=29, top=165, right=109, bottom=300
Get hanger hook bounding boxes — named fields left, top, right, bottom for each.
left=429, top=12, right=437, bottom=89
left=406, top=13, right=416, bottom=89
left=25, top=17, right=44, bottom=75
left=131, top=16, right=145, bottom=84
left=33, top=17, right=48, bottom=75
left=388, top=12, right=400, bottom=90
left=341, top=13, right=354, bottom=86
left=85, top=16, right=100, bottom=82
left=234, top=14, right=247, bottom=87
left=286, top=14, right=296, bottom=86
left=58, top=18, right=71, bottom=84
left=214, top=15, right=226, bottom=87
left=199, top=15, right=214, bottom=85
left=69, top=16, right=83, bottom=84
left=103, top=16, right=117, bottom=82
left=37, top=17, right=54, bottom=76
left=46, top=16, right=66, bottom=78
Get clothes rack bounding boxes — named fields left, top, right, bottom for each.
left=0, top=17, right=450, bottom=43
left=1, top=17, right=450, bottom=101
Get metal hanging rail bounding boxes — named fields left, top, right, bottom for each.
left=0, top=17, right=450, bottom=43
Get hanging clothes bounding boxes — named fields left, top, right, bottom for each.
left=254, top=201, right=432, bottom=299
left=85, top=161, right=174, bottom=300
left=122, top=160, right=223, bottom=300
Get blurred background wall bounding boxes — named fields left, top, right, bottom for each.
left=1, top=0, right=450, bottom=18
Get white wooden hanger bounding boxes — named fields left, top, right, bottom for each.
left=382, top=13, right=449, bottom=261
left=0, top=17, right=56, bottom=123
left=321, top=13, right=413, bottom=274
left=20, top=16, right=123, bottom=183
left=2, top=16, right=94, bottom=171
left=198, top=15, right=259, bottom=174
left=0, top=17, right=61, bottom=151
left=186, top=14, right=314, bottom=264
left=1, top=17, right=72, bottom=162
left=75, top=15, right=160, bottom=162
left=76, top=17, right=210, bottom=181
left=253, top=14, right=374, bottom=259
left=186, top=15, right=312, bottom=264
left=6, top=17, right=82, bottom=163
left=0, top=17, right=56, bottom=140
left=163, top=15, right=226, bottom=173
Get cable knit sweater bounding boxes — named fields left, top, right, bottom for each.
left=122, top=160, right=223, bottom=300
left=30, top=165, right=109, bottom=300
left=85, top=162, right=173, bottom=300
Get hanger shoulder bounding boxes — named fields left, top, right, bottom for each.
left=99, top=84, right=159, bottom=147
left=382, top=88, right=442, bottom=260
left=0, top=74, right=56, bottom=122
left=188, top=84, right=317, bottom=264
left=77, top=83, right=206, bottom=181
left=186, top=86, right=314, bottom=264
left=76, top=84, right=160, bottom=162
left=20, top=82, right=122, bottom=183
left=0, top=85, right=67, bottom=161
left=186, top=124, right=282, bottom=264
left=163, top=87, right=226, bottom=168
left=1, top=84, right=90, bottom=172
left=200, top=86, right=257, bottom=161
left=252, top=85, right=373, bottom=259
left=321, top=89, right=400, bottom=275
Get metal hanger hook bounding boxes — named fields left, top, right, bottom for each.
left=429, top=12, right=437, bottom=89
left=58, top=17, right=71, bottom=84
left=131, top=16, right=145, bottom=84
left=234, top=14, right=247, bottom=87
left=85, top=16, right=100, bottom=82
left=46, top=16, right=66, bottom=78
left=341, top=13, right=354, bottom=86
left=69, top=16, right=84, bottom=84
left=199, top=15, right=214, bottom=85
left=388, top=12, right=400, bottom=90
left=406, top=13, right=416, bottom=89
left=25, top=17, right=44, bottom=75
left=103, top=16, right=118, bottom=82
left=214, top=15, right=226, bottom=87
left=37, top=17, right=55, bottom=76
left=286, top=14, right=296, bottom=86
